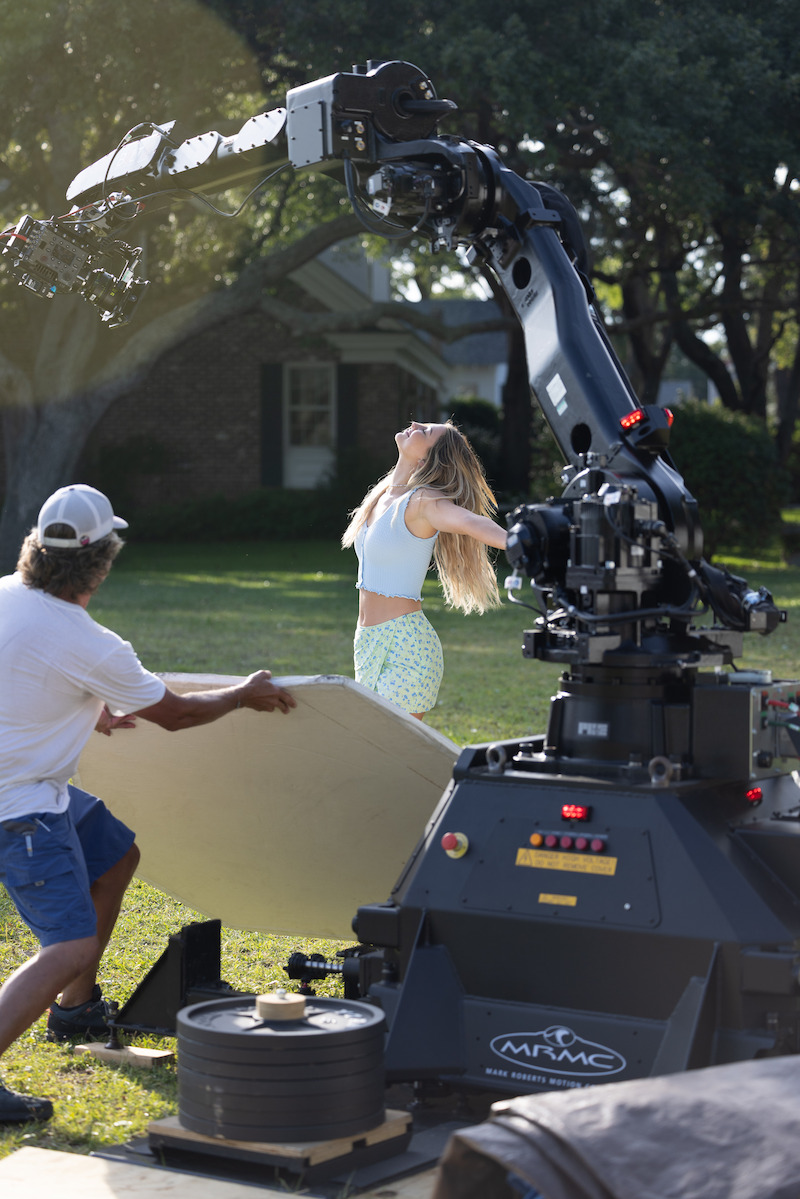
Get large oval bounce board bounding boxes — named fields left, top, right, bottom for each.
left=74, top=674, right=459, bottom=940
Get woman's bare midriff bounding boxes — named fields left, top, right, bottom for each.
left=358, top=590, right=422, bottom=627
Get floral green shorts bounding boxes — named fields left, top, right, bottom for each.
left=354, top=609, right=444, bottom=714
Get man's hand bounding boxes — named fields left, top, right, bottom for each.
left=236, top=670, right=297, bottom=715
left=134, top=671, right=296, bottom=731
left=95, top=705, right=137, bottom=736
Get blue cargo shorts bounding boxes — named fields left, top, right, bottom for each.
left=0, top=785, right=135, bottom=947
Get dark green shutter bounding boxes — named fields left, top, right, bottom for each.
left=260, top=364, right=284, bottom=485
left=337, top=364, right=358, bottom=450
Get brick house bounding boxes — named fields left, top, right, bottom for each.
left=80, top=243, right=454, bottom=514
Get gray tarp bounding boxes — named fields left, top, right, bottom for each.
left=432, top=1058, right=800, bottom=1199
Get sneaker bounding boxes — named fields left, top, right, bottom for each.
left=47, top=983, right=110, bottom=1042
left=0, top=1083, right=53, bottom=1124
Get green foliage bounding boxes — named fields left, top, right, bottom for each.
left=528, top=404, right=566, bottom=503
left=782, top=424, right=800, bottom=506
left=125, top=446, right=388, bottom=542
left=446, top=394, right=502, bottom=488
left=447, top=395, right=500, bottom=432
left=128, top=487, right=339, bottom=542
left=78, top=435, right=175, bottom=514
left=669, top=400, right=789, bottom=557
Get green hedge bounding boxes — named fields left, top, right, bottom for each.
left=106, top=403, right=786, bottom=555
left=668, top=400, right=788, bottom=557
left=127, top=446, right=386, bottom=543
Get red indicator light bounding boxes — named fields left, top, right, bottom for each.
left=562, top=803, right=591, bottom=822
left=560, top=835, right=573, bottom=849
left=746, top=787, right=763, bottom=806
left=590, top=838, right=606, bottom=853
left=544, top=834, right=558, bottom=849
left=620, top=409, right=645, bottom=430
left=664, top=408, right=674, bottom=426
left=575, top=837, right=589, bottom=851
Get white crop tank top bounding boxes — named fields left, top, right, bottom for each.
left=354, top=488, right=438, bottom=601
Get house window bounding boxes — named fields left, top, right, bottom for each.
left=284, top=363, right=336, bottom=488
left=287, top=365, right=335, bottom=447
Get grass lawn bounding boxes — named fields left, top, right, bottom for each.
left=2, top=538, right=800, bottom=1161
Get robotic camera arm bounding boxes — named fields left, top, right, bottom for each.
left=1, top=59, right=785, bottom=701
left=0, top=62, right=456, bottom=327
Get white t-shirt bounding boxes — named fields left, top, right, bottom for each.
left=0, top=572, right=166, bottom=820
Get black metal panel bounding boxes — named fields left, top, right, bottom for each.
left=356, top=758, right=800, bottom=1096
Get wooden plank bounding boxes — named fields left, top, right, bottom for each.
left=0, top=1145, right=439, bottom=1197
left=148, top=1108, right=412, bottom=1166
left=74, top=1044, right=175, bottom=1068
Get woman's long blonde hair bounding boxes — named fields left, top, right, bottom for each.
left=342, top=423, right=501, bottom=614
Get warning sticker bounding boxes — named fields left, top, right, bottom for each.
left=516, top=847, right=618, bottom=876
left=538, top=893, right=578, bottom=907
left=546, top=373, right=568, bottom=416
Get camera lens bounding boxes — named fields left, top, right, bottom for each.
left=83, top=269, right=118, bottom=311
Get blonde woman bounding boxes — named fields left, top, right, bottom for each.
left=342, top=420, right=507, bottom=719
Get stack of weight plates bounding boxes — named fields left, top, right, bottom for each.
left=176, top=995, right=386, bottom=1142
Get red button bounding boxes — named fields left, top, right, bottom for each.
left=590, top=838, right=606, bottom=853
left=575, top=837, right=589, bottom=851
left=559, top=835, right=573, bottom=849
left=441, top=833, right=458, bottom=851
left=544, top=834, right=558, bottom=849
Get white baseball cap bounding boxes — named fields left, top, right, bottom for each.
left=36, top=485, right=129, bottom=548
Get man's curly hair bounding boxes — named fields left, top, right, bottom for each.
left=17, top=525, right=123, bottom=600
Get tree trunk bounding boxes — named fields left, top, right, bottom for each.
left=0, top=396, right=106, bottom=571
left=661, top=270, right=741, bottom=409
left=718, top=230, right=769, bottom=418
left=622, top=273, right=672, bottom=405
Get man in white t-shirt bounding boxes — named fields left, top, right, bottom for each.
left=0, top=484, right=296, bottom=1124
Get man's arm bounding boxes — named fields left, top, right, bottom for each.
left=132, top=670, right=296, bottom=732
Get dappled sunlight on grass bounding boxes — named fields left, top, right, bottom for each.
left=5, top=541, right=800, bottom=1160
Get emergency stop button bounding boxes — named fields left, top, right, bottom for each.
left=441, top=831, right=469, bottom=858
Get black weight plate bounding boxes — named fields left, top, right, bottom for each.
left=177, top=1029, right=383, bottom=1068
left=178, top=1074, right=383, bottom=1107
left=178, top=1055, right=383, bottom=1093
left=178, top=1101, right=386, bottom=1143
left=177, top=1045, right=384, bottom=1081
left=178, top=1080, right=384, bottom=1121
left=177, top=996, right=384, bottom=1049
left=178, top=1065, right=384, bottom=1102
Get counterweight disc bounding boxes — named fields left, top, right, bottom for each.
left=177, top=995, right=386, bottom=1142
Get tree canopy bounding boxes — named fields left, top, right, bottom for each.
left=2, top=0, right=800, bottom=563
left=0, top=0, right=365, bottom=566
left=222, top=0, right=800, bottom=424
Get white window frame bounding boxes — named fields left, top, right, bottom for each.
left=282, top=362, right=337, bottom=489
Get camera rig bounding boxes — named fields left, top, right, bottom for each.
left=4, top=61, right=799, bottom=1092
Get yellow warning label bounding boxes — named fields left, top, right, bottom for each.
left=538, top=893, right=578, bottom=907
left=516, top=847, right=618, bottom=876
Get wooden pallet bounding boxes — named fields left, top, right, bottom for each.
left=148, top=1107, right=413, bottom=1172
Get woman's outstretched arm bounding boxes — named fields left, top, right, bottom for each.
left=414, top=494, right=508, bottom=549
